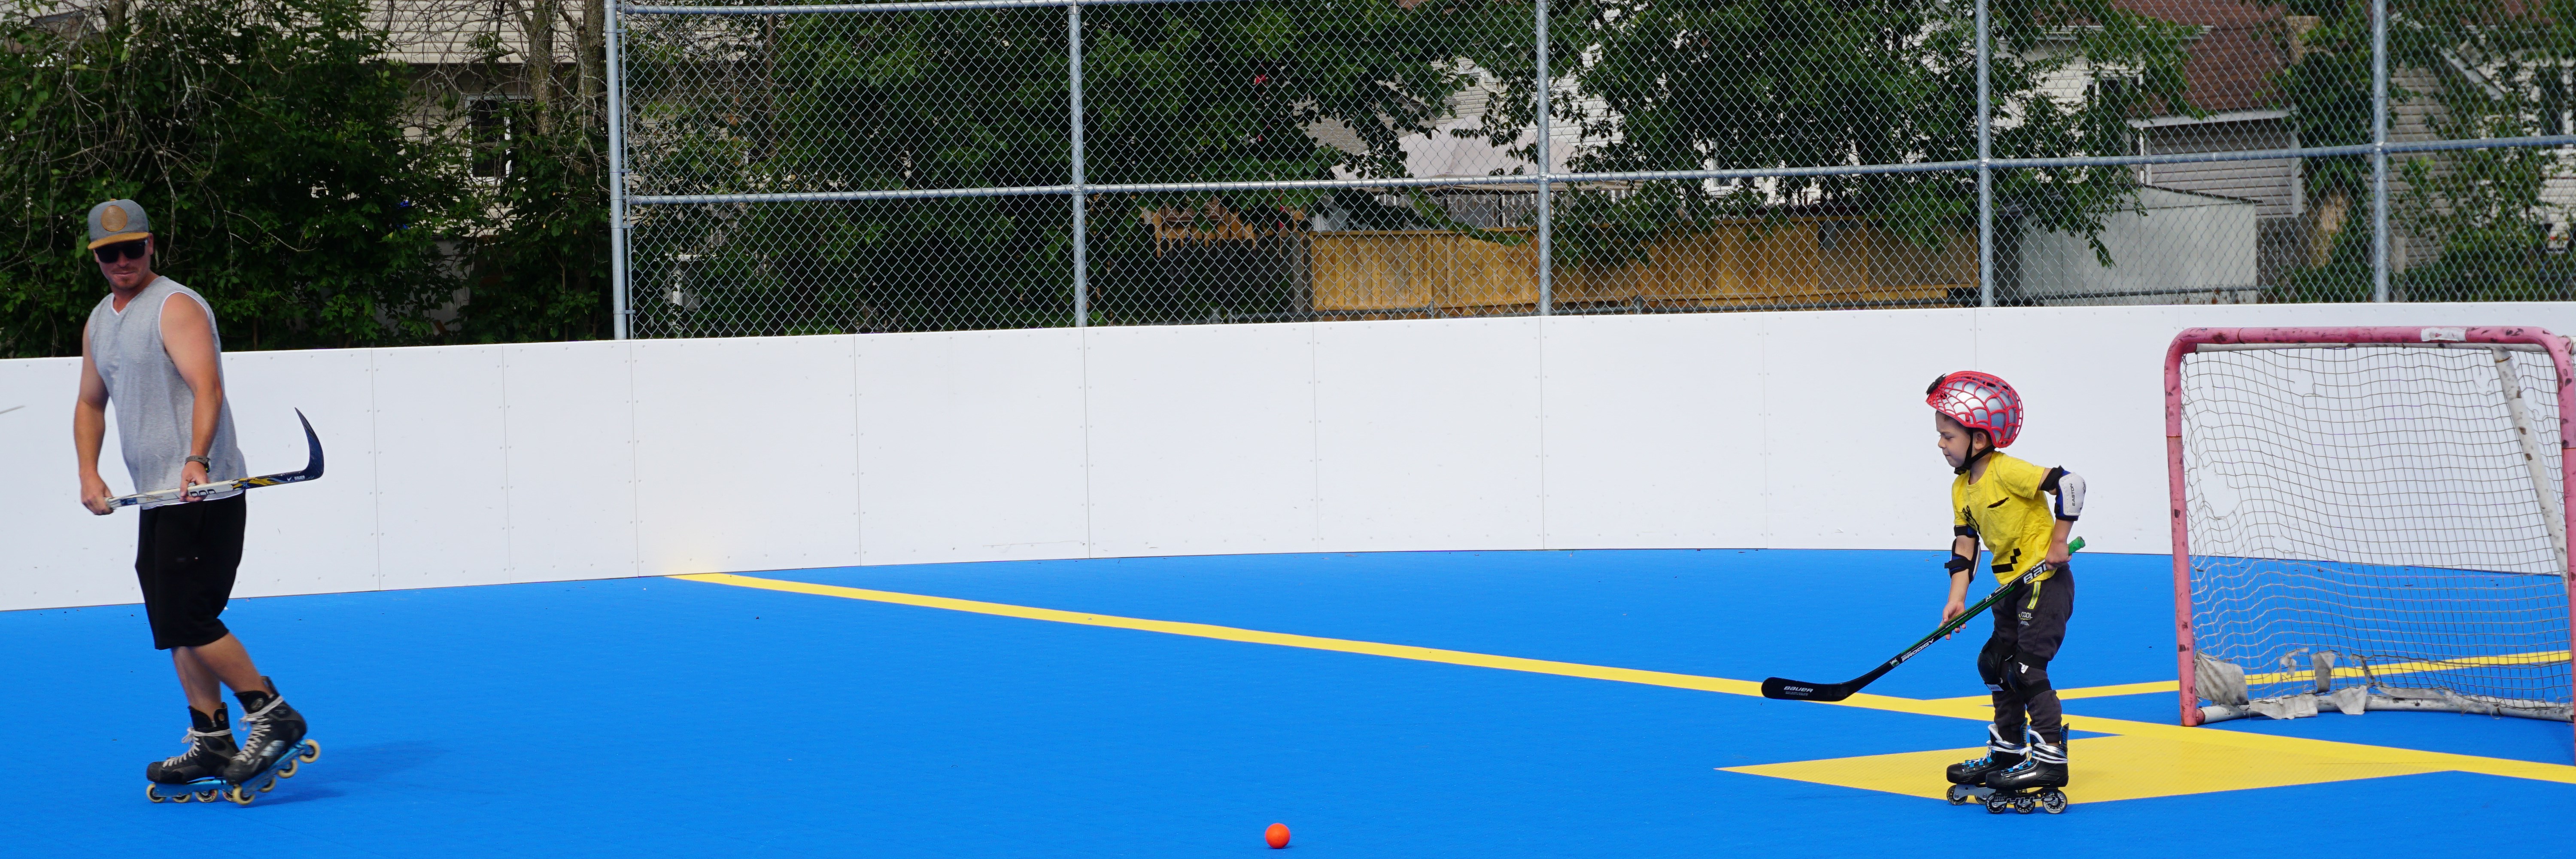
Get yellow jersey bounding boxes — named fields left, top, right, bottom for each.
left=1952, top=452, right=2059, bottom=584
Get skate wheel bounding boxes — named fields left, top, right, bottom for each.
left=147, top=785, right=165, bottom=803
left=258, top=774, right=278, bottom=793
left=278, top=758, right=298, bottom=779
left=2015, top=798, right=2035, bottom=814
left=298, top=740, right=321, bottom=764
left=1985, top=798, right=2008, bottom=814
left=194, top=789, right=221, bottom=803
left=226, top=786, right=254, bottom=806
left=170, top=791, right=191, bottom=803
left=2041, top=791, right=2067, bottom=814
left=1946, top=785, right=1967, bottom=805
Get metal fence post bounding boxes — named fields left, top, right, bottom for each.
left=607, top=0, right=632, bottom=339
left=2370, top=0, right=2390, bottom=302
left=1069, top=3, right=1089, bottom=328
left=1528, top=0, right=1553, bottom=316
left=1975, top=0, right=1993, bottom=309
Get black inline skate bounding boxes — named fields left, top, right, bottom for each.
left=215, top=678, right=320, bottom=805
left=1943, top=724, right=2024, bottom=805
left=145, top=705, right=239, bottom=802
left=1981, top=732, right=2067, bottom=814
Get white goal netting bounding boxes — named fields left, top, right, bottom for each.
left=2181, top=342, right=2573, bottom=723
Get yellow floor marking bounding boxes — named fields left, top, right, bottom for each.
left=676, top=572, right=2576, bottom=795
left=1725, top=734, right=2447, bottom=803
left=1940, top=649, right=2574, bottom=704
left=2055, top=680, right=2178, bottom=699
left=2242, top=650, right=2572, bottom=685
left=674, top=573, right=1760, bottom=697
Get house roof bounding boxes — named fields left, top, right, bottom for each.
left=2118, top=0, right=2289, bottom=115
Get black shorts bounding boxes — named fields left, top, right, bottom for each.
left=134, top=493, right=247, bottom=650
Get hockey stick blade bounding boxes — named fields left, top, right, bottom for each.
left=105, top=410, right=325, bottom=509
left=1759, top=537, right=2082, bottom=702
left=1761, top=673, right=1873, bottom=702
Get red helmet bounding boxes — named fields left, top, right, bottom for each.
left=1927, top=371, right=2023, bottom=448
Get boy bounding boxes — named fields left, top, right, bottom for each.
left=1926, top=371, right=2084, bottom=804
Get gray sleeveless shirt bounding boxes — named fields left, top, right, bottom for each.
left=85, top=277, right=246, bottom=508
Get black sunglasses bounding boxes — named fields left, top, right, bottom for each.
left=94, top=240, right=148, bottom=263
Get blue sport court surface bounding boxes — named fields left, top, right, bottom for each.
left=9, top=549, right=2573, bottom=857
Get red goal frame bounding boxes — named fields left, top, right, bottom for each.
left=2163, top=326, right=2576, bottom=755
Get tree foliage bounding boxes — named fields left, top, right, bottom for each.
left=0, top=0, right=464, bottom=355
left=1464, top=0, right=2199, bottom=267
left=2278, top=0, right=2576, bottom=301
left=623, top=2, right=1498, bottom=331
left=0, top=0, right=613, bottom=357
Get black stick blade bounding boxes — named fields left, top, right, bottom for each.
left=1761, top=677, right=1854, bottom=702
left=292, top=408, right=324, bottom=480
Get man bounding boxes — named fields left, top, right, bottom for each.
left=73, top=199, right=310, bottom=788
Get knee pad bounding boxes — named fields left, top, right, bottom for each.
left=1977, top=638, right=2014, bottom=691
left=2005, top=658, right=2054, bottom=695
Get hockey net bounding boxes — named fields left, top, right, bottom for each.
left=2169, top=326, right=2575, bottom=730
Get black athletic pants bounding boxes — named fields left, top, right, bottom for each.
left=1978, top=564, right=2073, bottom=745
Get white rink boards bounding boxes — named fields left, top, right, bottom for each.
left=9, top=303, right=2576, bottom=611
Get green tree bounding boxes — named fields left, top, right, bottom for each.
left=2278, top=0, right=2576, bottom=301
left=0, top=0, right=470, bottom=356
left=434, top=29, right=616, bottom=344
left=1466, top=0, right=2200, bottom=271
left=620, top=1, right=1503, bottom=332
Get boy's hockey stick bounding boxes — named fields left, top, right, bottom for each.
left=1760, top=536, right=2082, bottom=702
left=104, top=410, right=325, bottom=510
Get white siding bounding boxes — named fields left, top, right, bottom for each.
left=2144, top=119, right=2299, bottom=217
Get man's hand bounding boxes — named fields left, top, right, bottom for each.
left=79, top=472, right=112, bottom=515
left=180, top=459, right=210, bottom=503
left=1941, top=598, right=1968, bottom=639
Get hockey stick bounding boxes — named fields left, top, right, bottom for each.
left=1759, top=536, right=2083, bottom=702
left=103, top=409, right=325, bottom=510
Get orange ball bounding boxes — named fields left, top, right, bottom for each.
left=1265, top=822, right=1291, bottom=849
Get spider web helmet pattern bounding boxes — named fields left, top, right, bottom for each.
left=1926, top=371, right=2023, bottom=448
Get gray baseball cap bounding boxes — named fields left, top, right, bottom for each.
left=87, top=199, right=151, bottom=249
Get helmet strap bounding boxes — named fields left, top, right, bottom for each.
left=1953, top=431, right=1995, bottom=476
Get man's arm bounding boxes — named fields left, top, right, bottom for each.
left=74, top=327, right=112, bottom=515
left=161, top=293, right=224, bottom=500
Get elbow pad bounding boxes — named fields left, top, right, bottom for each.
left=2043, top=468, right=2086, bottom=521
left=1944, top=554, right=1975, bottom=575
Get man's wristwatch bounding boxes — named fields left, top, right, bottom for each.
left=185, top=455, right=213, bottom=467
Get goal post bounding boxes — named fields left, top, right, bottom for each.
left=2165, top=326, right=2576, bottom=756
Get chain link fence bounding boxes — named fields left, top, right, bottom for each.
left=608, top=0, right=2576, bottom=338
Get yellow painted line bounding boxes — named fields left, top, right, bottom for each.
left=1938, top=649, right=2575, bottom=704
left=675, top=572, right=2576, bottom=786
left=2060, top=713, right=2576, bottom=785
left=2244, top=649, right=2571, bottom=685
left=1726, top=734, right=2448, bottom=803
left=674, top=573, right=1763, bottom=697
left=2058, top=680, right=2178, bottom=700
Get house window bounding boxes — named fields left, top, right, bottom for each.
left=2087, top=75, right=2139, bottom=104
left=2542, top=68, right=2573, bottom=137
left=468, top=96, right=524, bottom=179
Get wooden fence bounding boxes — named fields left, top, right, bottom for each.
left=1307, top=216, right=1977, bottom=314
